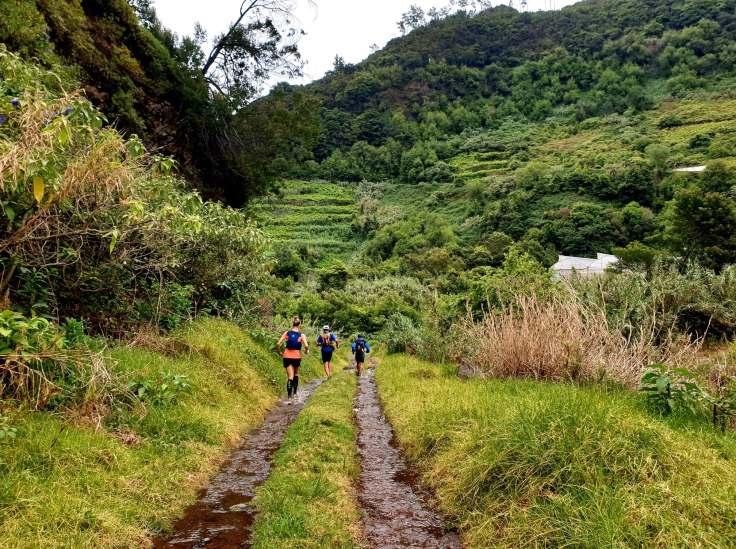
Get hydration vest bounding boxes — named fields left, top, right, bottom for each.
left=285, top=330, right=302, bottom=350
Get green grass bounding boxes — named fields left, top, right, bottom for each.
left=251, top=356, right=361, bottom=548
left=376, top=354, right=736, bottom=549
left=0, top=318, right=320, bottom=548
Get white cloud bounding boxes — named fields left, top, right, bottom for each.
left=153, top=0, right=580, bottom=91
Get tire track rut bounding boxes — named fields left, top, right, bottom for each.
left=354, top=366, right=461, bottom=548
left=152, top=379, right=322, bottom=548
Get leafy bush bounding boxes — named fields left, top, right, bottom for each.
left=127, top=371, right=192, bottom=406
left=273, top=248, right=306, bottom=280
left=640, top=362, right=736, bottom=430
left=381, top=313, right=423, bottom=354
left=0, top=310, right=111, bottom=410
left=639, top=363, right=705, bottom=416
left=0, top=49, right=267, bottom=334
left=318, top=263, right=350, bottom=290
left=464, top=247, right=557, bottom=313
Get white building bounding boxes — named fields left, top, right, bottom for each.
left=551, top=253, right=619, bottom=279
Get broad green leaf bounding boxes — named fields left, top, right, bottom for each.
left=32, top=176, right=45, bottom=204
left=58, top=126, right=70, bottom=146
left=656, top=377, right=670, bottom=394
left=105, top=230, right=120, bottom=254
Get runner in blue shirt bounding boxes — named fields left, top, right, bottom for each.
left=351, top=335, right=371, bottom=377
left=317, top=325, right=339, bottom=378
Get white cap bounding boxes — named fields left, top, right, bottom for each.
left=323, top=325, right=330, bottom=331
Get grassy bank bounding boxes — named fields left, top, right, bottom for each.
left=0, top=318, right=320, bottom=548
left=376, top=354, right=736, bottom=548
left=251, top=359, right=362, bottom=548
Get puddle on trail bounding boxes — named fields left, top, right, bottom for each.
left=152, top=379, right=322, bottom=549
left=355, top=367, right=461, bottom=549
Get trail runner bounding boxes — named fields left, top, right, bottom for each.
left=276, top=316, right=309, bottom=403
left=317, top=325, right=339, bottom=378
left=352, top=335, right=371, bottom=377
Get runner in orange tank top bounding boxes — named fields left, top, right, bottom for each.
left=276, top=316, right=309, bottom=403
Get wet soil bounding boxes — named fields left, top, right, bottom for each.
left=152, top=380, right=322, bottom=549
left=354, top=366, right=461, bottom=549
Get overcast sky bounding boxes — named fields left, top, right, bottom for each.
left=153, top=0, right=581, bottom=90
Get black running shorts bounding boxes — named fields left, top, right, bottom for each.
left=355, top=351, right=366, bottom=364
left=321, top=350, right=334, bottom=363
left=283, top=357, right=302, bottom=368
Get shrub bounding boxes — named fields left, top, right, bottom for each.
left=0, top=50, right=267, bottom=334
left=273, top=248, right=306, bottom=280
left=640, top=362, right=736, bottom=430
left=381, top=313, right=423, bottom=354
left=0, top=310, right=112, bottom=411
left=127, top=371, right=192, bottom=406
left=569, top=260, right=736, bottom=340
left=318, top=263, right=350, bottom=290
left=657, top=114, right=684, bottom=128
left=639, top=363, right=705, bottom=416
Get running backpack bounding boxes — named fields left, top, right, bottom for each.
left=285, top=330, right=302, bottom=350
left=355, top=337, right=366, bottom=353
left=321, top=333, right=336, bottom=349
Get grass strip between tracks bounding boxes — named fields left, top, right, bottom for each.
left=251, top=361, right=362, bottom=548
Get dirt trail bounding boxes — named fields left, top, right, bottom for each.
left=354, top=365, right=461, bottom=549
left=152, top=380, right=322, bottom=549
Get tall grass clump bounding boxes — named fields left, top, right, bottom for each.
left=0, top=309, right=120, bottom=425
left=454, top=294, right=697, bottom=387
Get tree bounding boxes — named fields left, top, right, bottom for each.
left=201, top=0, right=311, bottom=108
left=398, top=5, right=427, bottom=35
left=618, top=202, right=655, bottom=242
left=646, top=143, right=669, bottom=183
left=665, top=187, right=736, bottom=269
left=127, top=0, right=156, bottom=28
left=227, top=85, right=321, bottom=202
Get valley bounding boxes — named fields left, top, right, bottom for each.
left=2, top=0, right=736, bottom=547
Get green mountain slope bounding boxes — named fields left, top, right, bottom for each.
left=253, top=0, right=736, bottom=276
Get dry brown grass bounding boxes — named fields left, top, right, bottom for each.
left=453, top=295, right=699, bottom=387
left=0, top=347, right=115, bottom=416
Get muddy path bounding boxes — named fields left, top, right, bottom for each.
left=152, top=379, right=322, bottom=549
left=354, top=365, right=461, bottom=549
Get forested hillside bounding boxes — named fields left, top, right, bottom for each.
left=256, top=0, right=736, bottom=285
left=296, top=0, right=736, bottom=168
left=0, top=0, right=318, bottom=204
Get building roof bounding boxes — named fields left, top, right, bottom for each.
left=551, top=253, right=618, bottom=277
left=673, top=165, right=707, bottom=173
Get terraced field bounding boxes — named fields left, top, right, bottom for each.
left=446, top=95, right=736, bottom=187
left=449, top=151, right=514, bottom=183
left=249, top=181, right=358, bottom=262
